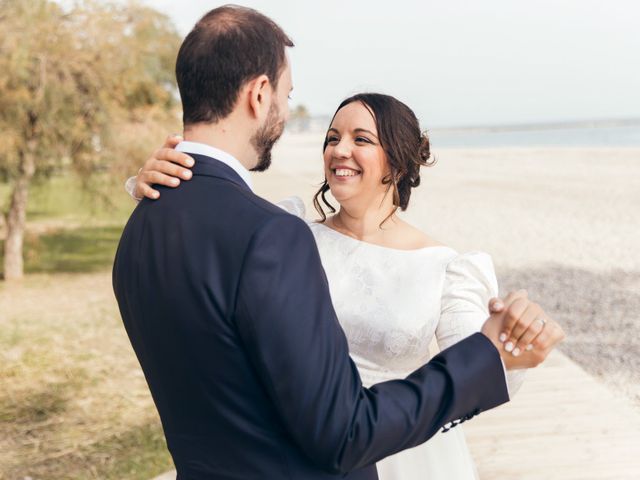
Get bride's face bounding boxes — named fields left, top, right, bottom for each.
left=323, top=102, right=391, bottom=208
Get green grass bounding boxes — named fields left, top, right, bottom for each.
left=0, top=173, right=135, bottom=276
left=21, top=224, right=126, bottom=273
left=0, top=173, right=134, bottom=222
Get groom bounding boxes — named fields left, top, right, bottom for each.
left=113, top=5, right=561, bottom=479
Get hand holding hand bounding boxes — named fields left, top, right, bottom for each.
left=482, top=290, right=565, bottom=370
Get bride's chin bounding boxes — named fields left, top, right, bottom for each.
left=330, top=190, right=362, bottom=208
left=327, top=185, right=352, bottom=201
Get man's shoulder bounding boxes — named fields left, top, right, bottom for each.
left=247, top=197, right=311, bottom=241
left=195, top=176, right=310, bottom=235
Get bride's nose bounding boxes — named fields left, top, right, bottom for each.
left=332, top=139, right=351, bottom=159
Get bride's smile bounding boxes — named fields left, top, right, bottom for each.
left=331, top=166, right=362, bottom=179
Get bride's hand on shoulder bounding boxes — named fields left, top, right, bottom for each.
left=483, top=290, right=565, bottom=370
left=135, top=134, right=195, bottom=200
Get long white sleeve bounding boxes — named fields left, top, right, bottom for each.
left=124, top=176, right=141, bottom=201
left=436, top=252, right=526, bottom=399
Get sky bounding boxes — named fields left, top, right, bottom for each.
left=140, top=0, right=640, bottom=127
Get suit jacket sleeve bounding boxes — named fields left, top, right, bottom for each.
left=233, top=214, right=509, bottom=474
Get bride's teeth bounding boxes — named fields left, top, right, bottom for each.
left=335, top=169, right=359, bottom=177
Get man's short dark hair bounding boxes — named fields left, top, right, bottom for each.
left=176, top=5, right=294, bottom=125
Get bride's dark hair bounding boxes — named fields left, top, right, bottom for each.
left=313, top=93, right=435, bottom=223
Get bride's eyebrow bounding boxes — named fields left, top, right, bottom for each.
left=354, top=128, right=378, bottom=139
left=327, top=128, right=339, bottom=135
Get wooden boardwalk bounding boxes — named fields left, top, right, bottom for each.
left=152, top=351, right=640, bottom=480
left=464, top=350, right=640, bottom=479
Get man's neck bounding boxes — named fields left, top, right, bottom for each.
left=183, top=122, right=257, bottom=171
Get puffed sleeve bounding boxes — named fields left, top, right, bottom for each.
left=275, top=195, right=307, bottom=220
left=437, top=252, right=525, bottom=398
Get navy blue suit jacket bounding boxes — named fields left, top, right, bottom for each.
left=112, top=153, right=509, bottom=479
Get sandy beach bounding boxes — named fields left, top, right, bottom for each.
left=254, top=132, right=640, bottom=410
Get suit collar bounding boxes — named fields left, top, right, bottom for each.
left=188, top=154, right=253, bottom=192
left=176, top=141, right=253, bottom=191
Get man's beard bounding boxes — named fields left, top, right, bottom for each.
left=250, top=102, right=285, bottom=172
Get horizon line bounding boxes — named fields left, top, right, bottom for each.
left=296, top=114, right=640, bottom=132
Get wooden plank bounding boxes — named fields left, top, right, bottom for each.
left=464, top=350, right=640, bottom=480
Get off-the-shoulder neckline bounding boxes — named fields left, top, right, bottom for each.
left=312, top=222, right=457, bottom=254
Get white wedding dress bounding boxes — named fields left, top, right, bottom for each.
left=277, top=197, right=525, bottom=480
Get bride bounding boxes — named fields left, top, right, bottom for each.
left=128, top=93, right=534, bottom=479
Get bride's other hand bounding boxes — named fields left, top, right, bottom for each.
left=483, top=291, right=565, bottom=370
left=135, top=134, right=195, bottom=200
left=495, top=291, right=563, bottom=358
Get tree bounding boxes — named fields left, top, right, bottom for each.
left=0, top=0, right=181, bottom=280
left=292, top=104, right=310, bottom=120
left=289, top=104, right=311, bottom=132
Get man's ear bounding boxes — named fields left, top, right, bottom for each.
left=247, top=74, right=272, bottom=120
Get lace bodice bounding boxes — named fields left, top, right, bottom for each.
left=279, top=197, right=523, bottom=393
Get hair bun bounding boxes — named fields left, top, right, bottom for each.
left=418, top=131, right=433, bottom=166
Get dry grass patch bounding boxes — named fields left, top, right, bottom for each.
left=0, top=271, right=173, bottom=479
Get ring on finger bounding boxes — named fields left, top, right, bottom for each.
left=536, top=316, right=547, bottom=327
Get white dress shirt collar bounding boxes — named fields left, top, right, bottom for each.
left=176, top=141, right=253, bottom=191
